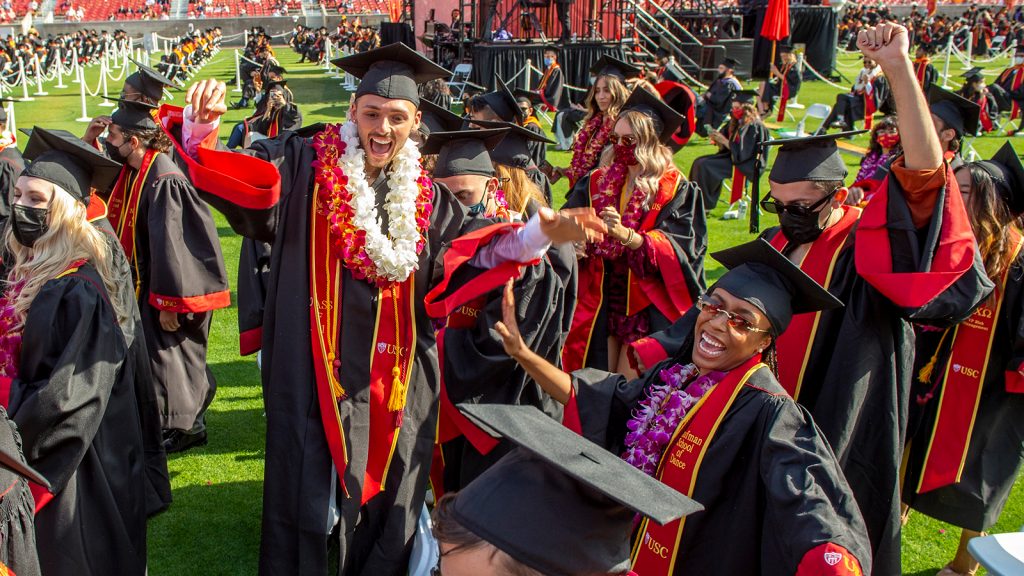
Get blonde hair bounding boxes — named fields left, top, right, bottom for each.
left=598, top=110, right=675, bottom=203
left=4, top=182, right=127, bottom=329
left=582, top=74, right=630, bottom=126
left=495, top=164, right=547, bottom=213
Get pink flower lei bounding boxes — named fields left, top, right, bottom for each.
left=589, top=162, right=646, bottom=260
left=565, top=112, right=615, bottom=186
left=311, top=124, right=434, bottom=287
left=0, top=282, right=25, bottom=379
left=486, top=188, right=511, bottom=221
left=622, top=363, right=725, bottom=476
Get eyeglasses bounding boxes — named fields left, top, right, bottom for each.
left=608, top=134, right=637, bottom=146
left=695, top=295, right=770, bottom=334
left=759, top=186, right=838, bottom=217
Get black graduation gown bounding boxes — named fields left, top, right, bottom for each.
left=763, top=65, right=802, bottom=113
left=121, top=153, right=230, bottom=432
left=0, top=407, right=40, bottom=576
left=236, top=238, right=272, bottom=355
left=903, top=251, right=1024, bottom=532
left=689, top=121, right=767, bottom=209
left=634, top=171, right=993, bottom=575
left=571, top=343, right=873, bottom=575
left=540, top=66, right=564, bottom=110
left=179, top=128, right=514, bottom=576
left=561, top=171, right=706, bottom=372
left=524, top=120, right=547, bottom=174
left=91, top=216, right=172, bottom=517
left=0, top=145, right=24, bottom=222
left=701, top=77, right=738, bottom=129
left=439, top=207, right=577, bottom=490
left=8, top=263, right=149, bottom=575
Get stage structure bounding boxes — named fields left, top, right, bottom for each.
left=417, top=0, right=837, bottom=103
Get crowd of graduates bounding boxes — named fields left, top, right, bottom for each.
left=153, top=27, right=222, bottom=83
left=0, top=12, right=1020, bottom=576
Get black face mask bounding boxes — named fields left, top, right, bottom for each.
left=778, top=206, right=830, bottom=245
left=10, top=204, right=49, bottom=248
left=104, top=139, right=129, bottom=164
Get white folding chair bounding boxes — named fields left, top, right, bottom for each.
left=447, top=63, right=473, bottom=105
left=800, top=103, right=833, bottom=137
left=967, top=531, right=1024, bottom=576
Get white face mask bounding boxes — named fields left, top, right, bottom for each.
left=1015, top=56, right=1024, bottom=65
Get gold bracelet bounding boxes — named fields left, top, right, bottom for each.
left=619, top=228, right=634, bottom=246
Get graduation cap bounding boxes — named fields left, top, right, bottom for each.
left=475, top=77, right=522, bottom=124
left=110, top=99, right=159, bottom=131
left=928, top=85, right=980, bottom=137
left=266, top=63, right=288, bottom=76
left=962, top=67, right=985, bottom=82
left=263, top=79, right=288, bottom=92
left=975, top=141, right=1024, bottom=215
left=418, top=99, right=463, bottom=136
left=732, top=89, right=758, bottom=105
left=452, top=404, right=702, bottom=576
left=21, top=127, right=122, bottom=205
left=722, top=57, right=740, bottom=69
left=589, top=55, right=641, bottom=81
left=331, top=42, right=451, bottom=107
left=422, top=128, right=508, bottom=178
left=468, top=119, right=553, bottom=169
left=124, top=57, right=176, bottom=101
left=766, top=130, right=866, bottom=184
left=710, top=238, right=843, bottom=334
left=621, top=87, right=686, bottom=144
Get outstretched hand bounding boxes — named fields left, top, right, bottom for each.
left=186, top=79, right=228, bottom=124
left=857, top=23, right=909, bottom=68
left=538, top=207, right=607, bottom=245
left=494, top=280, right=526, bottom=358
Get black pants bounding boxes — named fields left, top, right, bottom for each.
left=556, top=1, right=571, bottom=40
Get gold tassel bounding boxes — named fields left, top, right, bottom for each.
left=388, top=366, right=406, bottom=412
left=917, top=329, right=951, bottom=383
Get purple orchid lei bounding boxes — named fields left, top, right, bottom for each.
left=622, top=363, right=726, bottom=476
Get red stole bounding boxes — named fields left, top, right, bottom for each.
left=914, top=58, right=930, bottom=88
left=776, top=63, right=793, bottom=123
left=630, top=356, right=764, bottom=573
left=916, top=232, right=1024, bottom=493
left=106, top=149, right=160, bottom=290
left=863, top=89, right=877, bottom=130
left=729, top=127, right=745, bottom=204
left=769, top=205, right=860, bottom=399
left=978, top=94, right=994, bottom=133
left=561, top=169, right=693, bottom=373
left=307, top=181, right=417, bottom=505
left=854, top=165, right=976, bottom=309
left=537, top=63, right=559, bottom=111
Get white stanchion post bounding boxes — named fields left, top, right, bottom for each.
left=54, top=47, right=66, bottom=88
left=525, top=58, right=533, bottom=90
left=76, top=66, right=90, bottom=122
left=7, top=100, right=15, bottom=136
left=32, top=56, right=47, bottom=96
left=233, top=49, right=242, bottom=93
left=19, top=60, right=33, bottom=102
left=99, top=58, right=114, bottom=107
left=942, top=36, right=953, bottom=88
left=322, top=39, right=332, bottom=71
left=965, top=31, right=973, bottom=69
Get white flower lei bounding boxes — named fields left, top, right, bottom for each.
left=338, top=121, right=427, bottom=283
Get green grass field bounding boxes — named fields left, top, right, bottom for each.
left=11, top=45, right=1021, bottom=575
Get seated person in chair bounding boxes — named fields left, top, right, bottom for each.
left=690, top=90, right=769, bottom=210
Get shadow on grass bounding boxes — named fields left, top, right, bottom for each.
left=148, top=480, right=263, bottom=576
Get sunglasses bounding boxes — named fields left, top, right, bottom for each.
left=759, top=186, right=838, bottom=217
left=696, top=296, right=770, bottom=334
left=608, top=134, right=637, bottom=146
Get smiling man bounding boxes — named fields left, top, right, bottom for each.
left=158, top=43, right=603, bottom=576
left=630, top=22, right=993, bottom=575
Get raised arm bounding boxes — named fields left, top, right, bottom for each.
left=857, top=24, right=941, bottom=170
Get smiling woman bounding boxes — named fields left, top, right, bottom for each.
left=496, top=238, right=872, bottom=575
